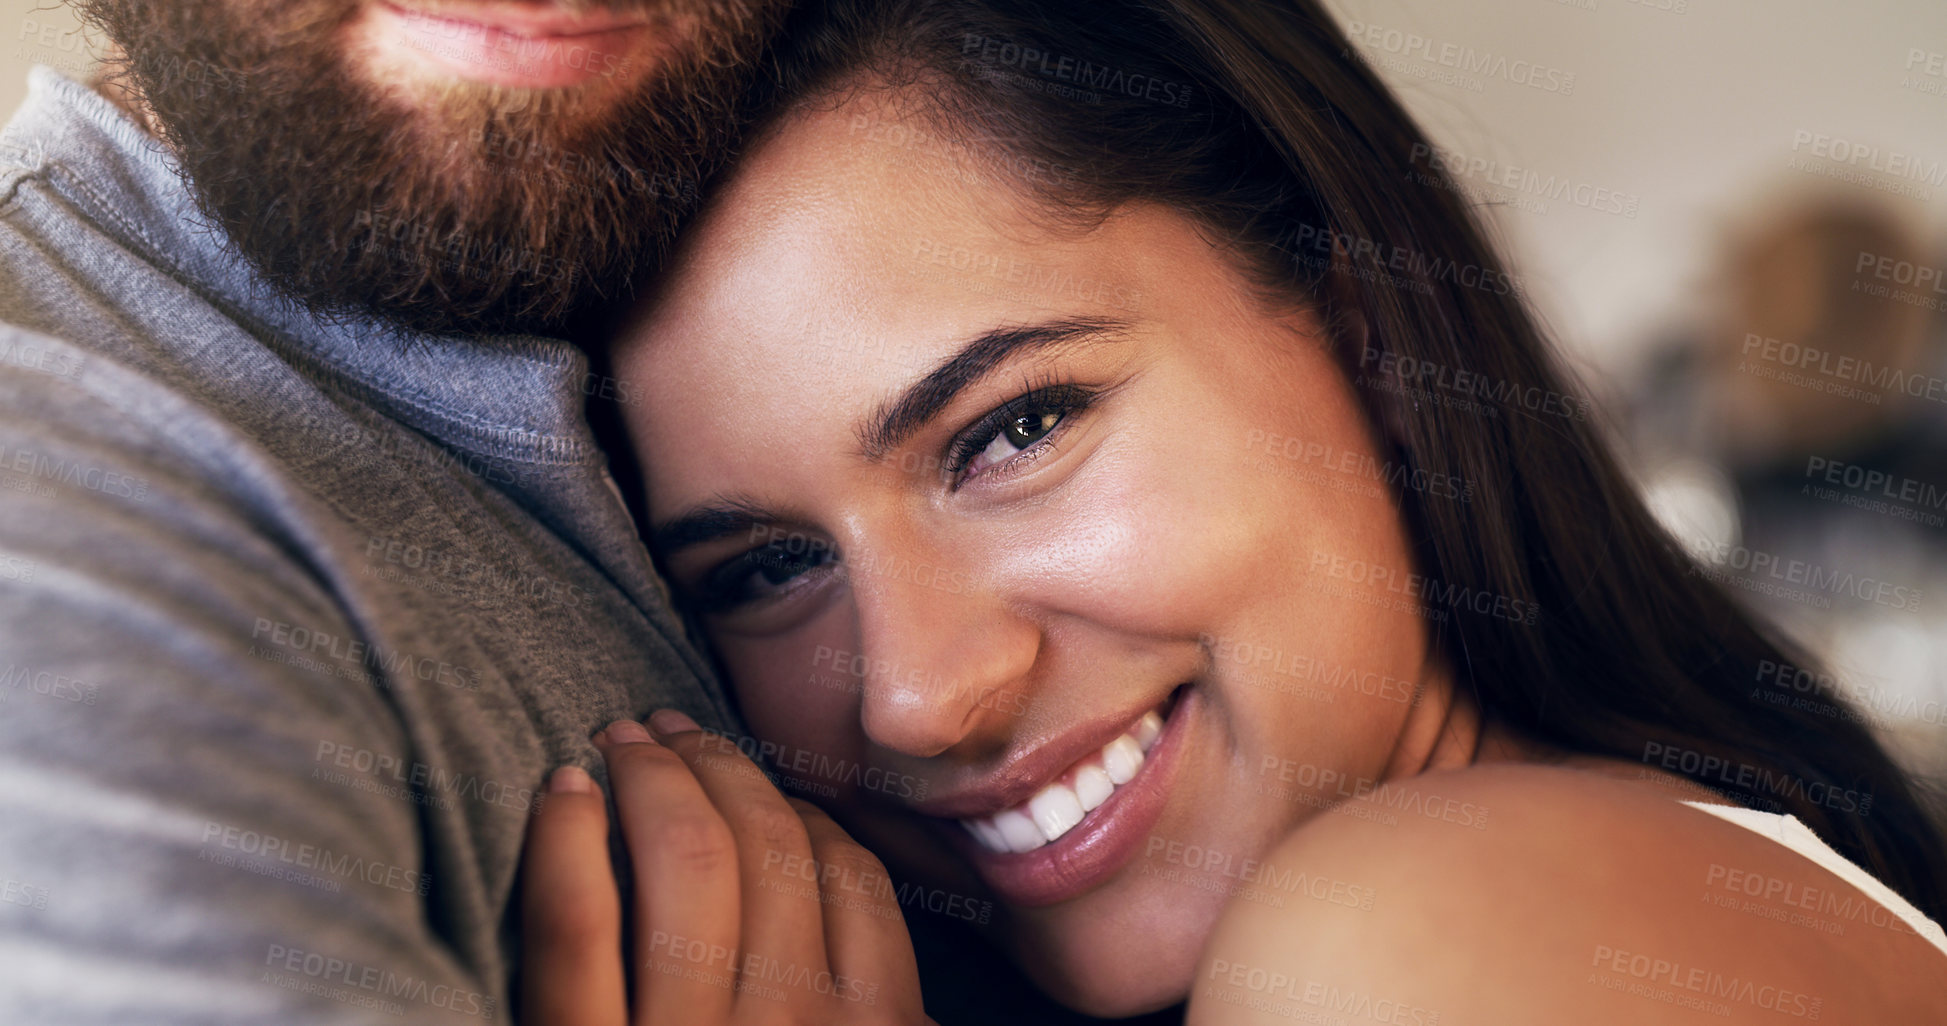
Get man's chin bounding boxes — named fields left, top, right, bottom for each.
left=76, top=0, right=778, bottom=337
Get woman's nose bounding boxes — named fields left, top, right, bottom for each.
left=843, top=542, right=1038, bottom=759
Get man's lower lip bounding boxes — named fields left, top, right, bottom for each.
left=939, top=686, right=1198, bottom=908
left=371, top=3, right=652, bottom=89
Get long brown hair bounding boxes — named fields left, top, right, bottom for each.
left=746, top=0, right=1947, bottom=921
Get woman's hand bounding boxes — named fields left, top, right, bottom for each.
left=519, top=710, right=929, bottom=1025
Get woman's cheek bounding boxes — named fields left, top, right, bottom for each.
left=720, top=618, right=867, bottom=768
left=995, top=428, right=1308, bottom=638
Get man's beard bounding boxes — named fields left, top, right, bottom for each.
left=76, top=0, right=777, bottom=337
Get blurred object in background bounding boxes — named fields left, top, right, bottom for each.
left=1713, top=202, right=1937, bottom=465
left=1632, top=189, right=1947, bottom=791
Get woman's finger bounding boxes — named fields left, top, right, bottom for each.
left=597, top=721, right=741, bottom=1025
left=790, top=797, right=926, bottom=1023
left=645, top=709, right=832, bottom=1006
left=519, top=766, right=629, bottom=1026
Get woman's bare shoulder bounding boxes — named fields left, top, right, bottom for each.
left=1186, top=761, right=1946, bottom=1025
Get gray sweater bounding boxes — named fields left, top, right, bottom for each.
left=0, top=67, right=730, bottom=1023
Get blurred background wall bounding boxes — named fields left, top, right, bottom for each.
left=1317, top=0, right=1947, bottom=385
left=5, top=2, right=89, bottom=112
left=5, top=0, right=1946, bottom=774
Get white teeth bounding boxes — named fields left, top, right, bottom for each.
left=959, top=700, right=1170, bottom=851
left=965, top=817, right=1010, bottom=853
left=1073, top=764, right=1115, bottom=811
left=1027, top=784, right=1086, bottom=842
left=993, top=809, right=1047, bottom=853
left=1101, top=735, right=1145, bottom=785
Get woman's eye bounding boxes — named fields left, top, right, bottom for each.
left=699, top=543, right=836, bottom=611
left=976, top=410, right=1062, bottom=467
left=949, top=385, right=1095, bottom=483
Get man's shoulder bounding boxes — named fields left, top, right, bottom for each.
left=1189, top=762, right=1947, bottom=1025
left=0, top=322, right=94, bottom=392
left=0, top=314, right=278, bottom=514
left=0, top=108, right=298, bottom=418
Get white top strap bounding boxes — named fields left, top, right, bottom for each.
left=1682, top=800, right=1947, bottom=959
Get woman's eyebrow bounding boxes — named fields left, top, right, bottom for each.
left=854, top=316, right=1131, bottom=460
left=649, top=502, right=772, bottom=559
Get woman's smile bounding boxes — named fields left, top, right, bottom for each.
left=922, top=685, right=1189, bottom=907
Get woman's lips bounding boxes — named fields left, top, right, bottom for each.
left=368, top=2, right=657, bottom=89
left=935, top=686, right=1197, bottom=908
left=959, top=706, right=1165, bottom=853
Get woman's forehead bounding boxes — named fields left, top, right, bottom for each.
left=619, top=97, right=1180, bottom=378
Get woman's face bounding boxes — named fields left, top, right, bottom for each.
left=616, top=90, right=1447, bottom=1016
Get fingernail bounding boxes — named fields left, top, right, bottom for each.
left=601, top=719, right=655, bottom=745
left=648, top=708, right=699, bottom=736
left=548, top=765, right=594, bottom=794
